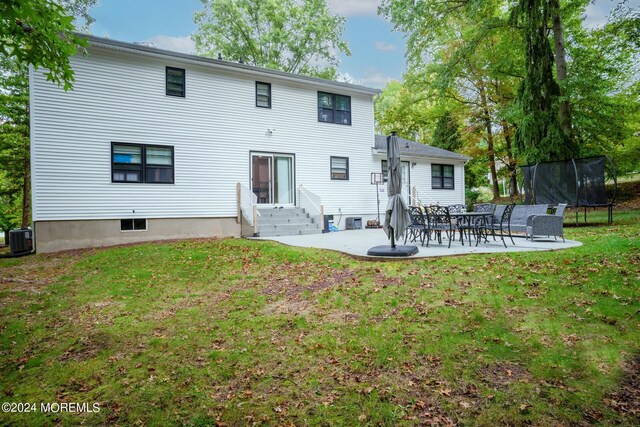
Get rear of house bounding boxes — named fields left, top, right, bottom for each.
left=30, top=36, right=468, bottom=253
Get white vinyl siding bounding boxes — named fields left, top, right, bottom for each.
left=30, top=47, right=376, bottom=221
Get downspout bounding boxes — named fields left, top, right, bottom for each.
left=531, top=163, right=539, bottom=205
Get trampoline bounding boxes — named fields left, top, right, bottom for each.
left=520, top=156, right=617, bottom=225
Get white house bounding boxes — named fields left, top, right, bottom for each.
left=30, top=35, right=469, bottom=253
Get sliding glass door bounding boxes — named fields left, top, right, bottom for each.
left=251, top=153, right=295, bottom=206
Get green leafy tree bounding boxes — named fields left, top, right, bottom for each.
left=566, top=3, right=640, bottom=173
left=0, top=0, right=96, bottom=238
left=374, top=79, right=439, bottom=141
left=0, top=0, right=90, bottom=90
left=193, top=0, right=350, bottom=78
left=380, top=0, right=527, bottom=199
left=0, top=58, right=30, bottom=231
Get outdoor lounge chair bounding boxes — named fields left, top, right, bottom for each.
left=509, top=204, right=549, bottom=234
left=476, top=203, right=515, bottom=248
left=526, top=203, right=567, bottom=242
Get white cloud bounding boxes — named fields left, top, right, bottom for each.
left=327, top=0, right=381, bottom=17
left=374, top=41, right=396, bottom=52
left=144, top=35, right=195, bottom=54
left=341, top=68, right=396, bottom=88
left=583, top=2, right=611, bottom=28
left=360, top=72, right=395, bottom=88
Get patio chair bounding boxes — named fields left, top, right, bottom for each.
left=404, top=206, right=428, bottom=246
left=476, top=203, right=515, bottom=248
left=526, top=203, right=567, bottom=242
left=426, top=205, right=458, bottom=248
left=448, top=204, right=467, bottom=242
left=465, top=203, right=496, bottom=241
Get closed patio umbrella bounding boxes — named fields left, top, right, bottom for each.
left=367, top=132, right=418, bottom=257
left=384, top=132, right=410, bottom=244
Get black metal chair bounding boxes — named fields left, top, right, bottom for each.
left=448, top=204, right=467, bottom=243
left=426, top=205, right=458, bottom=248
left=476, top=203, right=515, bottom=247
left=404, top=206, right=428, bottom=246
left=463, top=203, right=495, bottom=241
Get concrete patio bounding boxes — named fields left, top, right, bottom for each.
left=253, top=228, right=582, bottom=259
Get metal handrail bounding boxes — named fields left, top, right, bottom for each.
left=298, top=185, right=322, bottom=216
left=409, top=187, right=438, bottom=206
left=238, top=183, right=260, bottom=226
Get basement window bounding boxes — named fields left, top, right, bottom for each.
left=121, top=219, right=147, bottom=232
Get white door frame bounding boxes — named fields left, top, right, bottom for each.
left=250, top=151, right=296, bottom=207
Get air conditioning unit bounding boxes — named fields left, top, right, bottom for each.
left=345, top=217, right=363, bottom=230
left=9, top=229, right=33, bottom=254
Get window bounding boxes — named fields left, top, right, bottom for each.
left=145, top=146, right=174, bottom=183
left=121, top=219, right=147, bottom=231
left=432, top=164, right=454, bottom=189
left=166, top=67, right=185, bottom=97
left=112, top=143, right=174, bottom=184
left=256, top=82, right=271, bottom=108
left=112, top=143, right=143, bottom=182
left=330, top=156, right=349, bottom=180
left=318, top=92, right=351, bottom=125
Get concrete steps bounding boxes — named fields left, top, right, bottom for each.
left=257, top=207, right=322, bottom=237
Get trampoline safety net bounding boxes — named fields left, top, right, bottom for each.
left=519, top=156, right=615, bottom=207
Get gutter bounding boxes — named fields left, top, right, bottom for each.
left=84, top=34, right=381, bottom=97
left=371, top=148, right=471, bottom=163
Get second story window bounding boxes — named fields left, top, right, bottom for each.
left=256, top=82, right=271, bottom=108
left=166, top=67, right=185, bottom=97
left=318, top=92, right=351, bottom=125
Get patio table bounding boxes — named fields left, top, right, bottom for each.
left=449, top=212, right=494, bottom=245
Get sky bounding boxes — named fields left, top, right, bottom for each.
left=89, top=0, right=629, bottom=89
left=90, top=0, right=405, bottom=88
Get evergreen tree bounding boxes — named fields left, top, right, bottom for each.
left=432, top=112, right=462, bottom=152
left=513, top=0, right=578, bottom=164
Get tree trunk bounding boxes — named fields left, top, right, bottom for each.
left=21, top=158, right=30, bottom=228
left=550, top=0, right=573, bottom=141
left=479, top=81, right=500, bottom=200
left=502, top=121, right=520, bottom=196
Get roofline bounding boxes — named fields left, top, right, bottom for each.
left=371, top=148, right=471, bottom=162
left=82, top=34, right=382, bottom=96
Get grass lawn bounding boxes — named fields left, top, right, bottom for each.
left=1, top=209, right=639, bottom=426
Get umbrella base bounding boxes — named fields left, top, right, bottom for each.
left=367, top=245, right=419, bottom=257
